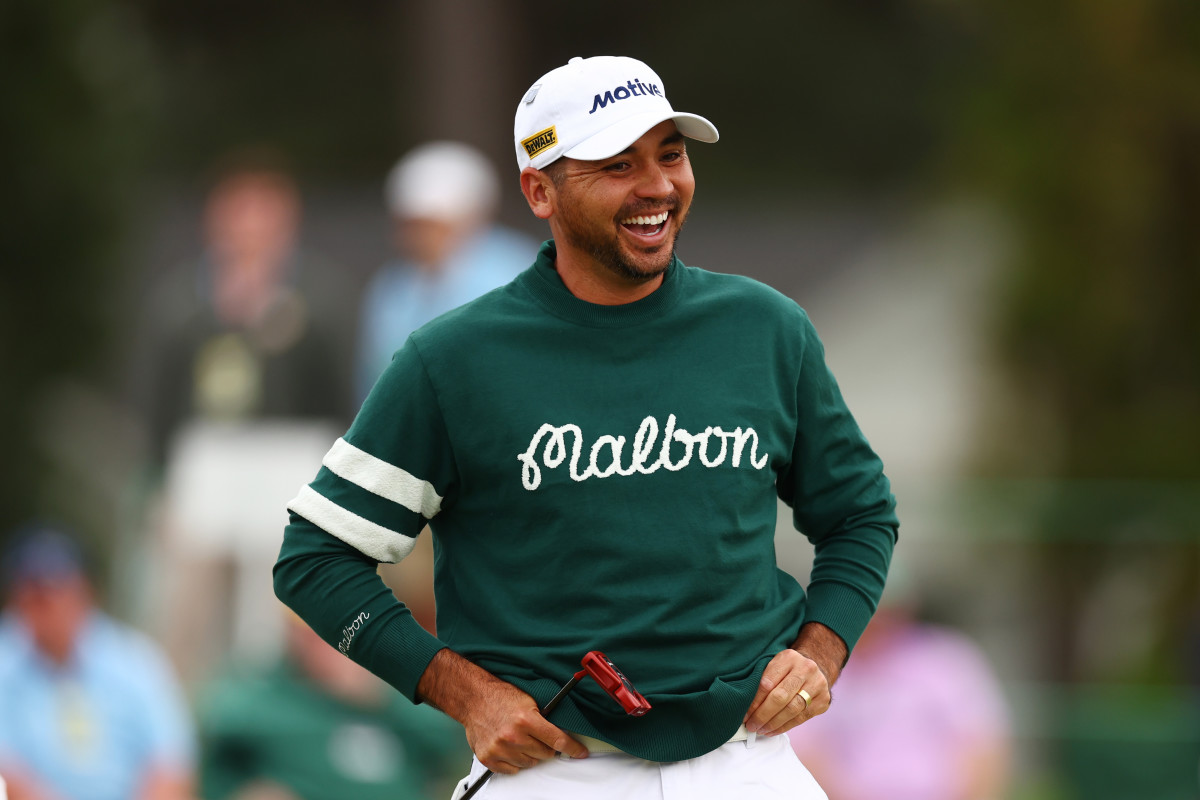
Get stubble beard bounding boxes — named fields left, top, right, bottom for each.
left=559, top=197, right=690, bottom=284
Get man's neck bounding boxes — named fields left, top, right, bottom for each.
left=552, top=251, right=665, bottom=306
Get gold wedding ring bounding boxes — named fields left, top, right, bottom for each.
left=798, top=689, right=812, bottom=709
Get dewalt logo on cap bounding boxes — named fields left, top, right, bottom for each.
left=522, top=126, right=558, bottom=160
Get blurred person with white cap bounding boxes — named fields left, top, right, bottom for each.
left=0, top=523, right=196, bottom=800
left=356, top=141, right=537, bottom=402
left=276, top=55, right=898, bottom=799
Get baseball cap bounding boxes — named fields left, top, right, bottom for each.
left=1, top=523, right=86, bottom=588
left=385, top=140, right=500, bottom=222
left=514, top=55, right=719, bottom=171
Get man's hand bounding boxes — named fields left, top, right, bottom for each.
left=743, top=622, right=847, bottom=736
left=416, top=649, right=588, bottom=774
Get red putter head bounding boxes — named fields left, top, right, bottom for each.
left=581, top=650, right=652, bottom=716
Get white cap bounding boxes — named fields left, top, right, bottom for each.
left=514, top=55, right=719, bottom=171
left=385, top=140, right=500, bottom=221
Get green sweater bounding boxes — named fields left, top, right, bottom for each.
left=274, top=240, right=898, bottom=762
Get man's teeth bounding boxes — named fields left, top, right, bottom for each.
left=621, top=211, right=669, bottom=226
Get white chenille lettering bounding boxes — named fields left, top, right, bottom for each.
left=542, top=423, right=577, bottom=468
left=659, top=414, right=696, bottom=472
left=517, top=414, right=768, bottom=491
left=732, top=427, right=770, bottom=470
left=696, top=427, right=728, bottom=467
left=590, top=435, right=631, bottom=478
left=631, top=415, right=661, bottom=475
left=520, top=424, right=554, bottom=489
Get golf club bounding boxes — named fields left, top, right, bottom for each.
left=459, top=650, right=650, bottom=799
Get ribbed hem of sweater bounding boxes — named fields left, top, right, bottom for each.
left=360, top=611, right=448, bottom=703
left=803, top=580, right=880, bottom=655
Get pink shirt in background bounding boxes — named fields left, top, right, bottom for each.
left=788, top=622, right=1011, bottom=800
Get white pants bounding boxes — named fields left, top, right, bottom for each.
left=450, top=734, right=828, bottom=800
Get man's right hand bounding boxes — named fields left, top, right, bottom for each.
left=416, top=648, right=589, bottom=774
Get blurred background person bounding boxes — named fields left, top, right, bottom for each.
left=195, top=607, right=468, bottom=800
left=127, top=148, right=358, bottom=689
left=788, top=557, right=1013, bottom=800
left=0, top=523, right=196, bottom=800
left=131, top=147, right=357, bottom=468
left=355, top=140, right=537, bottom=402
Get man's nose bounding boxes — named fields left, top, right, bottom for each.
left=634, top=162, right=672, bottom=198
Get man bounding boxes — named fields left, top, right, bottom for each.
left=356, top=141, right=538, bottom=402
left=274, top=55, right=898, bottom=799
left=133, top=149, right=357, bottom=467
left=0, top=523, right=196, bottom=800
left=130, top=149, right=357, bottom=685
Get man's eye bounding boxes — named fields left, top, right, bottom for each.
left=606, top=161, right=631, bottom=172
left=662, top=151, right=684, bottom=163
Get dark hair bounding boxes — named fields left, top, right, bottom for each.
left=1, top=522, right=88, bottom=592
left=542, top=159, right=568, bottom=187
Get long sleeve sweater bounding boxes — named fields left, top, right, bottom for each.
left=274, top=240, right=898, bottom=762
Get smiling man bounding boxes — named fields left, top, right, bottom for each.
left=526, top=121, right=692, bottom=300
left=274, top=55, right=899, bottom=799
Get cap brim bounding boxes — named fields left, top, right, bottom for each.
left=563, top=110, right=719, bottom=162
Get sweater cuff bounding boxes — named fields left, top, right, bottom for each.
left=360, top=612, right=448, bottom=703
left=803, top=580, right=879, bottom=655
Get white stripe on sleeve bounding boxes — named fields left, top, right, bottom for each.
left=288, top=485, right=418, bottom=563
left=322, top=437, right=443, bottom=519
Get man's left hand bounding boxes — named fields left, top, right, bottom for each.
left=742, top=622, right=847, bottom=736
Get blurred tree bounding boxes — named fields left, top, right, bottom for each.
left=0, top=0, right=157, bottom=557
left=963, top=0, right=1200, bottom=483
left=129, top=0, right=403, bottom=180
left=954, top=3, right=1200, bottom=795
left=662, top=0, right=976, bottom=194
left=957, top=0, right=1200, bottom=672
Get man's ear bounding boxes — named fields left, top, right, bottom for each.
left=520, top=167, right=555, bottom=220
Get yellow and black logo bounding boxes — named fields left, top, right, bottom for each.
left=522, top=126, right=558, bottom=160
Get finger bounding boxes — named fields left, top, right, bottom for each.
left=746, top=671, right=808, bottom=732
left=745, top=651, right=810, bottom=727
left=550, top=731, right=589, bottom=759
left=742, top=654, right=794, bottom=722
left=495, top=721, right=585, bottom=770
left=521, top=738, right=562, bottom=762
left=478, top=746, right=538, bottom=774
left=761, top=681, right=834, bottom=737
left=479, top=738, right=557, bottom=773
left=486, top=758, right=521, bottom=775
left=757, top=698, right=809, bottom=735
left=757, top=689, right=818, bottom=735
left=527, top=715, right=589, bottom=760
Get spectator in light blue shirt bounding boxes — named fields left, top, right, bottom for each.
left=356, top=141, right=539, bottom=403
left=0, top=523, right=196, bottom=800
